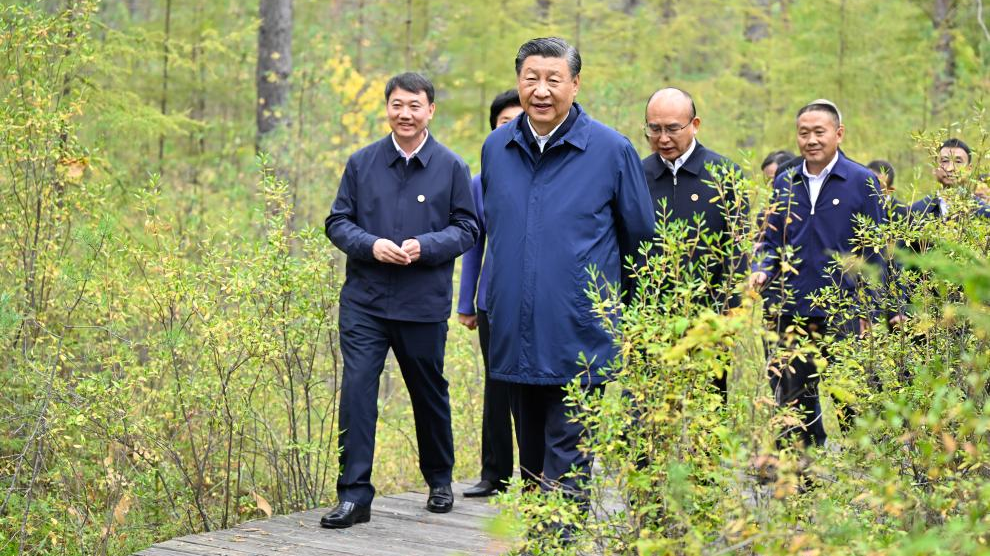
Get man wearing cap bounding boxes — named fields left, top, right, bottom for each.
left=641, top=87, right=745, bottom=400
left=322, top=72, right=478, bottom=527
left=749, top=99, right=890, bottom=448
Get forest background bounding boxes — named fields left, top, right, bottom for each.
left=1, top=0, right=989, bottom=555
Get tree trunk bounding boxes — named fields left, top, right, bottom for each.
left=930, top=0, right=956, bottom=120
left=737, top=0, right=770, bottom=149
left=256, top=0, right=293, bottom=147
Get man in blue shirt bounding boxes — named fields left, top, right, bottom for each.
left=321, top=72, right=478, bottom=528
left=457, top=89, right=524, bottom=498
left=750, top=99, right=888, bottom=448
left=481, top=37, right=654, bottom=497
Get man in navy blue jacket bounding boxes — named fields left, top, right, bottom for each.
left=909, top=138, right=990, bottom=222
left=321, top=72, right=478, bottom=528
left=481, top=37, right=654, bottom=497
left=641, top=87, right=745, bottom=400
left=750, top=99, right=887, bottom=448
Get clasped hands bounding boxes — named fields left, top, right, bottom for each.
left=373, top=238, right=420, bottom=265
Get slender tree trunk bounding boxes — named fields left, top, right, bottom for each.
left=738, top=0, right=770, bottom=149
left=356, top=0, right=365, bottom=72
left=158, top=0, right=171, bottom=177
left=574, top=0, right=582, bottom=50
left=930, top=0, right=956, bottom=120
left=537, top=0, right=551, bottom=22
left=405, top=0, right=412, bottom=70
left=256, top=0, right=293, bottom=151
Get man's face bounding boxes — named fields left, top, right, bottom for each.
left=762, top=163, right=778, bottom=182
left=934, top=146, right=970, bottom=187
left=495, top=105, right=524, bottom=128
left=645, top=96, right=699, bottom=161
left=796, top=110, right=843, bottom=169
left=517, top=56, right=579, bottom=134
left=872, top=171, right=893, bottom=194
left=386, top=87, right=435, bottom=144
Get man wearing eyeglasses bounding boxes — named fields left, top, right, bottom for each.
left=640, top=87, right=745, bottom=400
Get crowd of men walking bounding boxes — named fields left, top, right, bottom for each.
left=319, top=36, right=989, bottom=529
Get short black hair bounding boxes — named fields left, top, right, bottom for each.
left=514, top=37, right=581, bottom=78
left=940, top=138, right=972, bottom=164
left=796, top=102, right=841, bottom=129
left=761, top=150, right=797, bottom=170
left=488, top=89, right=521, bottom=131
left=867, top=159, right=895, bottom=188
left=384, top=72, right=435, bottom=104
left=644, top=87, right=697, bottom=120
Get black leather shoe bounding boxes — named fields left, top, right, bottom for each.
left=463, top=479, right=505, bottom=498
left=426, top=484, right=454, bottom=513
left=320, top=501, right=371, bottom=529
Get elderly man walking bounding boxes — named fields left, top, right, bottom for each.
left=481, top=37, right=654, bottom=496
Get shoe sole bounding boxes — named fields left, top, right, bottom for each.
left=426, top=504, right=453, bottom=514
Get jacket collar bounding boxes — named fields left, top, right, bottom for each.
left=788, top=149, right=851, bottom=184
left=505, top=103, right=590, bottom=153
left=384, top=132, right=437, bottom=168
left=650, top=141, right=708, bottom=181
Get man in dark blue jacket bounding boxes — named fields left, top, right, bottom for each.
left=641, top=87, right=745, bottom=399
left=909, top=138, right=990, bottom=221
left=750, top=99, right=887, bottom=448
left=321, top=72, right=478, bottom=528
left=481, top=37, right=654, bottom=497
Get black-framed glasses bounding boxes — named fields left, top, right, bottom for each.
left=643, top=121, right=690, bottom=138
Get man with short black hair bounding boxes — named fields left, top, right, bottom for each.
left=481, top=37, right=654, bottom=497
left=761, top=150, right=798, bottom=182
left=322, top=72, right=479, bottom=528
left=457, top=89, right=523, bottom=498
left=910, top=138, right=990, bottom=219
left=750, top=99, right=891, bottom=448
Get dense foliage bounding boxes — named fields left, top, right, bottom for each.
left=1, top=1, right=989, bottom=555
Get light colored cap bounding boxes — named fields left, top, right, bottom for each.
left=805, top=98, right=842, bottom=124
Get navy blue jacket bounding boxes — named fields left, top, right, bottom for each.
left=481, top=104, right=655, bottom=386
left=326, top=134, right=479, bottom=322
left=642, top=142, right=744, bottom=309
left=909, top=194, right=990, bottom=220
left=755, top=153, right=886, bottom=318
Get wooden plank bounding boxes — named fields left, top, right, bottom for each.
left=132, top=486, right=511, bottom=556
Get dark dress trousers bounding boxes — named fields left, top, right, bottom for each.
left=642, top=143, right=745, bottom=398
left=325, top=133, right=479, bottom=506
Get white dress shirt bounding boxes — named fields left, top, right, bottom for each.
left=660, top=139, right=698, bottom=180
left=802, top=151, right=840, bottom=214
left=392, top=129, right=430, bottom=163
left=527, top=116, right=566, bottom=153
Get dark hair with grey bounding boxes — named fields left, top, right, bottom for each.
left=796, top=102, right=841, bottom=128
left=489, top=89, right=521, bottom=131
left=940, top=138, right=972, bottom=164
left=384, top=72, right=435, bottom=104
left=514, top=37, right=581, bottom=78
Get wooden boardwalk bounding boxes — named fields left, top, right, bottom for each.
left=134, top=483, right=509, bottom=556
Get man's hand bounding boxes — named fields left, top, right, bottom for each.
left=888, top=313, right=908, bottom=327
left=373, top=238, right=412, bottom=265
left=457, top=313, right=478, bottom=330
left=748, top=271, right=768, bottom=290
left=400, top=238, right=421, bottom=262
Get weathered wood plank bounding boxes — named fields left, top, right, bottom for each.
left=133, top=483, right=509, bottom=556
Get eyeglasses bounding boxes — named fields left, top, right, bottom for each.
left=643, top=121, right=690, bottom=138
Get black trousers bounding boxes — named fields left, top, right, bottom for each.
left=767, top=315, right=846, bottom=448
left=476, top=311, right=518, bottom=486
left=510, top=382, right=604, bottom=496
left=336, top=303, right=454, bottom=506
